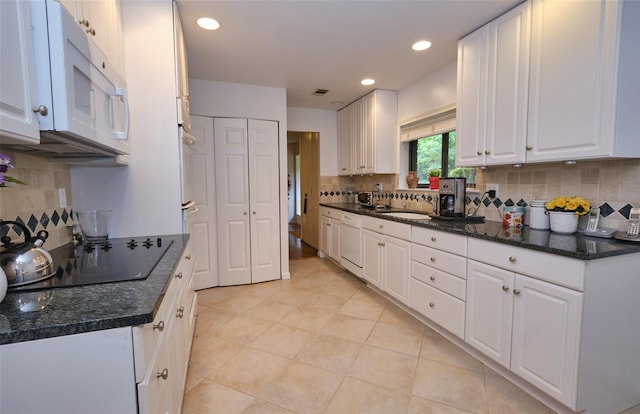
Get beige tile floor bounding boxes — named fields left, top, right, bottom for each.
left=183, top=254, right=640, bottom=414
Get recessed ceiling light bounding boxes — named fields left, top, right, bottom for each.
left=412, top=40, right=432, bottom=51
left=197, top=17, right=220, bottom=31
left=361, top=79, right=375, bottom=86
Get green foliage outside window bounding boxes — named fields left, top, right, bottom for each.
left=410, top=131, right=476, bottom=187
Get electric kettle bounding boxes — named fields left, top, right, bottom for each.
left=0, top=221, right=55, bottom=288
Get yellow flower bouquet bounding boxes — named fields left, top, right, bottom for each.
left=545, top=196, right=590, bottom=216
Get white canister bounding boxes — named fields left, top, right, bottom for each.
left=529, top=199, right=550, bottom=230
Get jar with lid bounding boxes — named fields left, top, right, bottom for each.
left=529, top=199, right=550, bottom=230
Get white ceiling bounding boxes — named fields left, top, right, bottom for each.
left=175, top=0, right=522, bottom=111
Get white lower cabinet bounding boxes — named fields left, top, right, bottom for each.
left=410, top=227, right=467, bottom=339
left=361, top=217, right=411, bottom=305
left=134, top=241, right=197, bottom=414
left=319, top=206, right=341, bottom=262
left=465, top=258, right=583, bottom=408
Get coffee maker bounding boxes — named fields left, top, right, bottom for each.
left=438, top=177, right=466, bottom=217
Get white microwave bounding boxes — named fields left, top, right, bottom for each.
left=28, top=0, right=129, bottom=163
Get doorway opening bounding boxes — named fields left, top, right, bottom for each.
left=287, top=131, right=319, bottom=258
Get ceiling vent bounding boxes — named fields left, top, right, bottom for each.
left=313, top=88, right=329, bottom=96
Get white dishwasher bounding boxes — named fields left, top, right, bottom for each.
left=339, top=211, right=363, bottom=277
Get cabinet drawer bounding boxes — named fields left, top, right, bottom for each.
left=410, top=278, right=465, bottom=339
left=412, top=226, right=467, bottom=256
left=341, top=211, right=362, bottom=227
left=411, top=260, right=466, bottom=301
left=362, top=216, right=411, bottom=240
left=412, top=244, right=467, bottom=278
left=320, top=206, right=340, bottom=219
left=137, top=328, right=170, bottom=414
left=468, top=238, right=585, bottom=290
left=133, top=276, right=179, bottom=383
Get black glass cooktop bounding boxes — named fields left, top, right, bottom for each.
left=9, top=237, right=172, bottom=292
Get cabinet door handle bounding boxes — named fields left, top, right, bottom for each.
left=430, top=257, right=436, bottom=262
left=430, top=276, right=436, bottom=281
left=485, top=150, right=491, bottom=155
left=153, top=321, right=165, bottom=332
left=430, top=237, right=436, bottom=242
left=476, top=151, right=483, bottom=156
left=526, top=145, right=533, bottom=150
left=32, top=105, right=48, bottom=116
left=157, top=368, right=169, bottom=380
left=502, top=285, right=509, bottom=291
left=177, top=306, right=185, bottom=318
left=175, top=272, right=183, bottom=279
left=513, top=289, right=521, bottom=295
left=78, top=18, right=89, bottom=27
left=185, top=255, right=192, bottom=260
left=508, top=256, right=516, bottom=263
left=429, top=302, right=435, bottom=308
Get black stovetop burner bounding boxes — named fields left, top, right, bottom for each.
left=9, top=237, right=173, bottom=292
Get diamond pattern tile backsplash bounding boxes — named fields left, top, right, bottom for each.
left=0, top=150, right=74, bottom=249
left=320, top=159, right=640, bottom=231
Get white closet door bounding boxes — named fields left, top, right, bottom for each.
left=189, top=115, right=218, bottom=289
left=215, top=118, right=251, bottom=286
left=248, top=119, right=281, bottom=283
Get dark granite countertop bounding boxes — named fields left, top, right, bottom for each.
left=321, top=203, right=640, bottom=260
left=0, top=234, right=189, bottom=345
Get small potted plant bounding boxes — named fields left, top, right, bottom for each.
left=428, top=168, right=440, bottom=189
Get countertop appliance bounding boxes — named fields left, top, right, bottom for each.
left=339, top=211, right=363, bottom=277
left=8, top=236, right=172, bottom=292
left=357, top=191, right=374, bottom=206
left=439, top=177, right=466, bottom=217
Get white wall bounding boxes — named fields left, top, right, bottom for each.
left=397, top=62, right=457, bottom=124
left=71, top=0, right=183, bottom=238
left=189, top=79, right=290, bottom=279
left=287, top=107, right=337, bottom=177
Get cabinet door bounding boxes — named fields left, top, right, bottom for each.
left=362, top=229, right=383, bottom=289
left=360, top=92, right=375, bottom=174
left=485, top=1, right=530, bottom=165
left=337, top=105, right=354, bottom=175
left=329, top=218, right=341, bottom=262
left=526, top=0, right=620, bottom=162
left=383, top=235, right=411, bottom=305
left=248, top=119, right=281, bottom=283
left=511, top=274, right=583, bottom=408
left=0, top=0, right=40, bottom=143
left=456, top=26, right=488, bottom=167
left=320, top=216, right=331, bottom=255
left=465, top=260, right=514, bottom=368
left=215, top=118, right=251, bottom=286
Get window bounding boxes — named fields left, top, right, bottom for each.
left=401, top=106, right=475, bottom=188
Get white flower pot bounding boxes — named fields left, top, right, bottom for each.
left=548, top=211, right=579, bottom=234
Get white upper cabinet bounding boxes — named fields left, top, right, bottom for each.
left=526, top=0, right=640, bottom=162
left=456, top=1, right=531, bottom=167
left=337, top=90, right=398, bottom=175
left=0, top=0, right=40, bottom=144
left=58, top=0, right=125, bottom=76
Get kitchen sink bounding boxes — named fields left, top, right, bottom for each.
left=379, top=212, right=431, bottom=220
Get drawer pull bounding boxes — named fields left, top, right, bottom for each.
left=153, top=321, right=165, bottom=332
left=157, top=368, right=169, bottom=380
left=431, top=237, right=436, bottom=242
left=177, top=306, right=185, bottom=318
left=175, top=272, right=183, bottom=279
left=508, top=256, right=516, bottom=263
left=430, top=257, right=436, bottom=262
left=502, top=285, right=509, bottom=291
left=430, top=276, right=436, bottom=281
left=513, top=289, right=521, bottom=295
left=185, top=255, right=192, bottom=260
left=429, top=302, right=435, bottom=308
left=379, top=225, right=384, bottom=229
